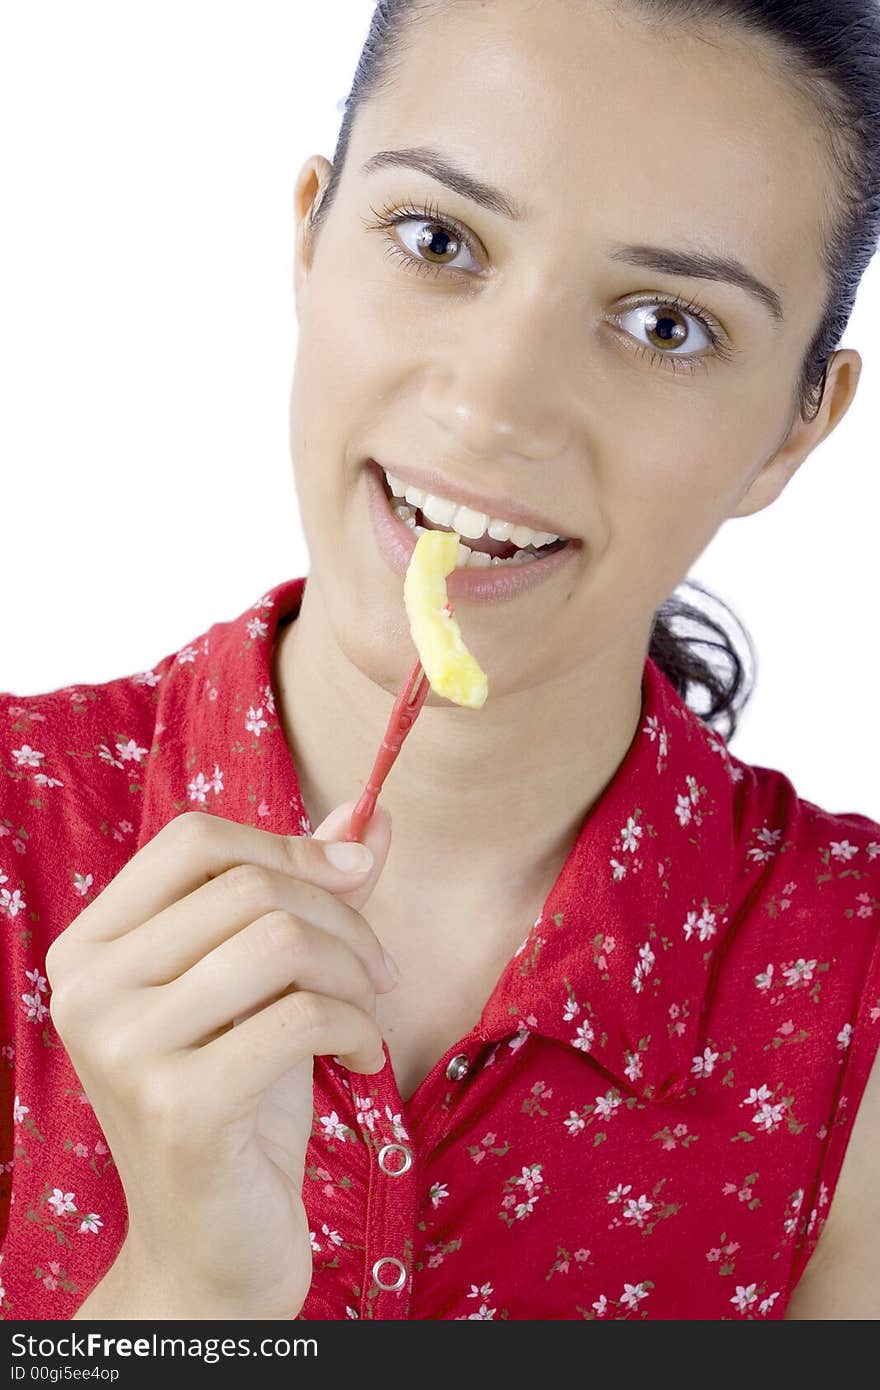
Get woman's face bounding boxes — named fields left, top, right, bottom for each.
left=289, top=0, right=859, bottom=696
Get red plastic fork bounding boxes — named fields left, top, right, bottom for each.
left=345, top=602, right=455, bottom=844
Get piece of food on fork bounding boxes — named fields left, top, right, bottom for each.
left=344, top=530, right=488, bottom=842
left=403, top=529, right=488, bottom=711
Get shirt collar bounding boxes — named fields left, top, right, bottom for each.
left=479, top=651, right=744, bottom=1103
left=145, top=575, right=745, bottom=1106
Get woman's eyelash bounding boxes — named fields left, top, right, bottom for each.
left=361, top=197, right=737, bottom=374
left=362, top=195, right=478, bottom=261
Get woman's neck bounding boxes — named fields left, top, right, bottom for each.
left=272, top=574, right=648, bottom=916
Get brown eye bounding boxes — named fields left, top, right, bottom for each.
left=643, top=305, right=690, bottom=350
left=393, top=216, right=480, bottom=274
left=413, top=223, right=462, bottom=264
left=608, top=295, right=724, bottom=375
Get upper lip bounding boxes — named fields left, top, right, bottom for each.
left=369, top=459, right=576, bottom=538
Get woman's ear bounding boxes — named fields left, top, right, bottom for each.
left=293, top=155, right=334, bottom=312
left=729, top=348, right=863, bottom=520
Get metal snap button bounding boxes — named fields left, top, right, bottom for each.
left=378, top=1142, right=413, bottom=1176
left=445, top=1052, right=470, bottom=1082
left=372, top=1256, right=407, bottom=1292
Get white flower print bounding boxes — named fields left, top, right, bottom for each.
left=116, top=738, right=149, bottom=765
left=564, top=1111, right=585, bottom=1136
left=623, top=1195, right=653, bottom=1227
left=754, top=963, right=774, bottom=991
left=758, top=1292, right=780, bottom=1316
left=782, top=958, right=817, bottom=988
left=753, top=1102, right=786, bottom=1133
left=429, top=1182, right=449, bottom=1209
left=176, top=645, right=199, bottom=664
left=608, top=1183, right=633, bottom=1204
left=508, top=1026, right=531, bottom=1054
left=562, top=997, right=580, bottom=1022
left=675, top=793, right=693, bottom=827
left=572, top=1019, right=595, bottom=1053
left=321, top=1224, right=343, bottom=1246
left=79, top=1213, right=102, bottom=1234
left=132, top=668, right=161, bottom=688
left=319, top=1111, right=348, bottom=1143
left=245, top=705, right=269, bottom=737
left=691, top=1047, right=719, bottom=1078
left=620, top=816, right=643, bottom=853
left=514, top=1196, right=538, bottom=1220
left=47, top=1189, right=76, bottom=1217
left=836, top=1022, right=853, bottom=1050
left=13, top=1095, right=29, bottom=1126
left=309, top=1230, right=321, bottom=1252
left=621, top=1281, right=651, bottom=1310
left=516, top=1164, right=543, bottom=1194
left=1, top=887, right=26, bottom=919
left=245, top=617, right=270, bottom=643
left=22, top=967, right=49, bottom=1024
left=594, top=1092, right=622, bottom=1120
left=187, top=771, right=214, bottom=804
left=384, top=1105, right=410, bottom=1141
left=592, top=1293, right=609, bottom=1317
left=355, top=1096, right=377, bottom=1132
left=829, top=839, right=859, bottom=862
left=468, top=1282, right=494, bottom=1300
left=459, top=1302, right=496, bottom=1320
left=682, top=908, right=718, bottom=943
left=742, top=1084, right=773, bottom=1108
left=624, top=1050, right=643, bottom=1082
left=730, top=1283, right=758, bottom=1314
left=632, top=940, right=656, bottom=993
left=746, top=824, right=784, bottom=865
left=12, top=745, right=45, bottom=768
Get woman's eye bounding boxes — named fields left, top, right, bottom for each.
left=611, top=300, right=716, bottom=359
left=389, top=216, right=481, bottom=275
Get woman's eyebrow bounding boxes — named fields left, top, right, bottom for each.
left=361, top=146, right=525, bottom=220
left=608, top=243, right=785, bottom=325
left=361, top=145, right=785, bottom=326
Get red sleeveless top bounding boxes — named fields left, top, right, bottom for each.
left=1, top=576, right=878, bottom=1320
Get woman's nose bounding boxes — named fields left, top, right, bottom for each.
left=418, top=289, right=579, bottom=461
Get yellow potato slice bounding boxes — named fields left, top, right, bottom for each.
left=403, top=531, right=489, bottom=709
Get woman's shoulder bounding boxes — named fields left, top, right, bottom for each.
left=725, top=745, right=880, bottom=909
left=0, top=658, right=172, bottom=957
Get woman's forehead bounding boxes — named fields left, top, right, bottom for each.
left=353, top=0, right=830, bottom=318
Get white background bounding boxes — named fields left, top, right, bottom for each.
left=0, top=1, right=876, bottom=819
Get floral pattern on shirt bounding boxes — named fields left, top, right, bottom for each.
left=1, top=576, right=878, bottom=1319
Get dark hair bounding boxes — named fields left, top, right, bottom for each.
left=309, top=0, right=880, bottom=742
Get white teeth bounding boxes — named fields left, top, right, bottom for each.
left=387, top=472, right=407, bottom=497
left=383, top=467, right=564, bottom=550
left=421, top=493, right=458, bottom=528
left=450, top=504, right=489, bottom=542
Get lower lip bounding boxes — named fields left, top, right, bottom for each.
left=363, top=461, right=580, bottom=602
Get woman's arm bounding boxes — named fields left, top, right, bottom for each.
left=784, top=1045, right=880, bottom=1319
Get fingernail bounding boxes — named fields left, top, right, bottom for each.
left=382, top=946, right=400, bottom=984
left=322, top=840, right=374, bottom=872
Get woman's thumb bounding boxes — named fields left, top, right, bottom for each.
left=310, top=800, right=392, bottom=908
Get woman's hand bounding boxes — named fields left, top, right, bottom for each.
left=46, top=801, right=395, bottom=1321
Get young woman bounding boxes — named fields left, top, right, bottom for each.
left=1, top=0, right=878, bottom=1321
